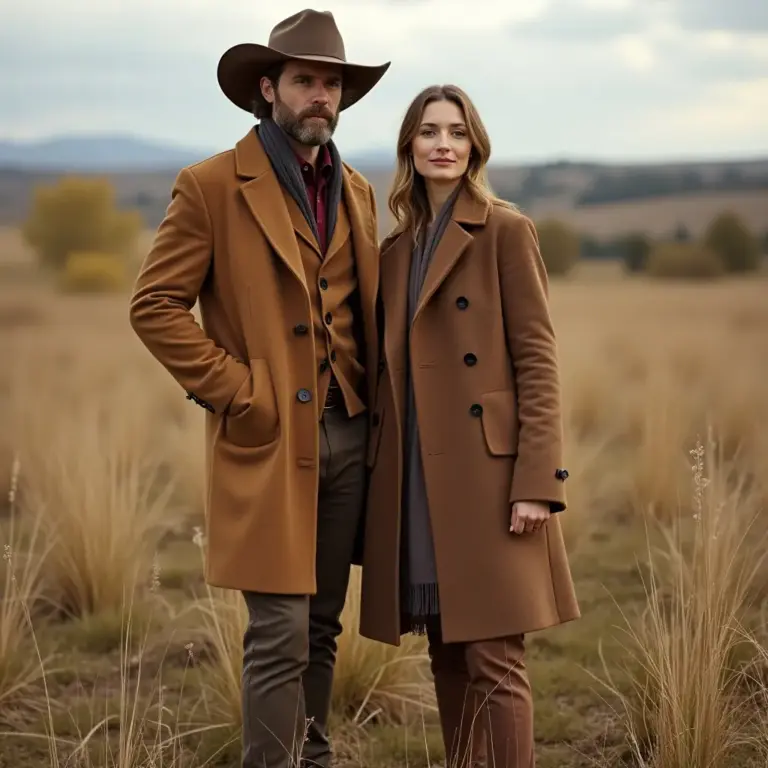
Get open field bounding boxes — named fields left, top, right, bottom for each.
left=1, top=236, right=768, bottom=767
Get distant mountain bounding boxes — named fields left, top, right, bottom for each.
left=0, top=133, right=395, bottom=172
left=0, top=134, right=212, bottom=171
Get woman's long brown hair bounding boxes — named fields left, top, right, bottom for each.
left=387, top=84, right=516, bottom=238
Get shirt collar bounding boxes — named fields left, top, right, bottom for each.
left=294, top=145, right=333, bottom=180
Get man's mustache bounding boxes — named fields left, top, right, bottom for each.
left=300, top=106, right=335, bottom=121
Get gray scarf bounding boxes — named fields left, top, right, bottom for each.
left=402, top=184, right=461, bottom=634
left=256, top=119, right=343, bottom=252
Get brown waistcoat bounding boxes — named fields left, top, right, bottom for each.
left=282, top=189, right=366, bottom=420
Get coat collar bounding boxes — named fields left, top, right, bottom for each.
left=234, top=128, right=369, bottom=285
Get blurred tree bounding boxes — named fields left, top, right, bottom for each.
left=22, top=176, right=142, bottom=271
left=704, top=211, right=761, bottom=273
left=673, top=222, right=691, bottom=242
left=646, top=242, right=724, bottom=280
left=534, top=219, right=580, bottom=276
left=618, top=233, right=652, bottom=273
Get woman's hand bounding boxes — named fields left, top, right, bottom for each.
left=510, top=501, right=551, bottom=535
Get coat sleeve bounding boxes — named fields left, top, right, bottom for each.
left=497, top=212, right=567, bottom=512
left=128, top=166, right=250, bottom=415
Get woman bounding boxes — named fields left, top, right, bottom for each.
left=359, top=84, right=581, bottom=768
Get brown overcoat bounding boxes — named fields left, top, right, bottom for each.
left=359, top=188, right=580, bottom=645
left=129, top=129, right=380, bottom=595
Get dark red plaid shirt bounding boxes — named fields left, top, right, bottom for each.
left=295, top=145, right=333, bottom=253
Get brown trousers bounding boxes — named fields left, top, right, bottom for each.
left=427, top=629, right=534, bottom=768
left=240, top=407, right=368, bottom=768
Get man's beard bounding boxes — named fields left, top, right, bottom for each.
left=273, top=94, right=338, bottom=146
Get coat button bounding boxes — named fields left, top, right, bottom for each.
left=319, top=278, right=328, bottom=290
left=319, top=358, right=329, bottom=373
left=555, top=468, right=569, bottom=481
left=324, top=312, right=332, bottom=325
left=464, top=353, right=477, bottom=366
left=294, top=324, right=309, bottom=335
left=469, top=403, right=483, bottom=417
left=456, top=296, right=469, bottom=310
left=297, top=388, right=312, bottom=403
left=330, top=349, right=337, bottom=362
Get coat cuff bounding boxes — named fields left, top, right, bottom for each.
left=510, top=459, right=569, bottom=512
left=187, top=357, right=252, bottom=416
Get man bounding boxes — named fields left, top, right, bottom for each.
left=129, top=10, right=389, bottom=767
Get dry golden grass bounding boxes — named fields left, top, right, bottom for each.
left=0, top=249, right=767, bottom=767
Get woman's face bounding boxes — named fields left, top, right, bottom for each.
left=411, top=99, right=472, bottom=183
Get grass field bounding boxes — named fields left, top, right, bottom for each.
left=1, top=233, right=767, bottom=767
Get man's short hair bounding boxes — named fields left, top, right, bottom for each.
left=252, top=62, right=286, bottom=119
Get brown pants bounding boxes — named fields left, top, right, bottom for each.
left=240, top=408, right=368, bottom=768
left=428, top=629, right=534, bottom=768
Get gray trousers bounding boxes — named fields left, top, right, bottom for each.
left=241, top=408, right=368, bottom=768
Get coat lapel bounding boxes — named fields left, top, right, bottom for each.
left=235, top=129, right=307, bottom=290
left=380, top=230, right=412, bottom=418
left=343, top=167, right=380, bottom=408
left=282, top=191, right=321, bottom=257
left=412, top=187, right=490, bottom=325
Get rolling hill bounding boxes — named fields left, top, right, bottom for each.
left=1, top=134, right=766, bottom=243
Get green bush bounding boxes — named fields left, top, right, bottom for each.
left=22, top=177, right=142, bottom=271
left=535, top=219, right=580, bottom=276
left=57, top=252, right=128, bottom=294
left=646, top=242, right=724, bottom=280
left=704, top=212, right=760, bottom=273
left=618, top=233, right=653, bottom=273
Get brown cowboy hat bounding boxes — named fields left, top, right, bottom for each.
left=217, top=9, right=391, bottom=113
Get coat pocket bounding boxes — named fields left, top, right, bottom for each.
left=224, top=358, right=280, bottom=448
left=479, top=389, right=519, bottom=457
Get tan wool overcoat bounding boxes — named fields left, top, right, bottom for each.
left=359, top=187, right=581, bottom=645
left=129, top=129, right=380, bottom=595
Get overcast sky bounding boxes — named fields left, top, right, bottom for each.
left=2, top=0, right=767, bottom=162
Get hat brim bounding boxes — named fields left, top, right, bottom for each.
left=217, top=43, right=390, bottom=113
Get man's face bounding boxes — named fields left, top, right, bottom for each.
left=261, top=61, right=343, bottom=146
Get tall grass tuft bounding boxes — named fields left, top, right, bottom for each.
left=600, top=431, right=767, bottom=767
left=18, top=390, right=181, bottom=619
left=0, top=453, right=52, bottom=715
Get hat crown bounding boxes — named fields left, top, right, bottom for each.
left=268, top=9, right=346, bottom=62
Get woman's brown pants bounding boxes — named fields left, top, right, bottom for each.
left=427, top=629, right=534, bottom=768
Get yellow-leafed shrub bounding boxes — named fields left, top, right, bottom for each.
left=22, top=176, right=142, bottom=271
left=646, top=242, right=724, bottom=280
left=58, top=251, right=128, bottom=294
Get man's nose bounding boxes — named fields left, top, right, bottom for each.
left=310, top=88, right=331, bottom=105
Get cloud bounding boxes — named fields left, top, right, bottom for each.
left=1, top=0, right=767, bottom=161
left=675, top=0, right=768, bottom=33
left=509, top=0, right=651, bottom=42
